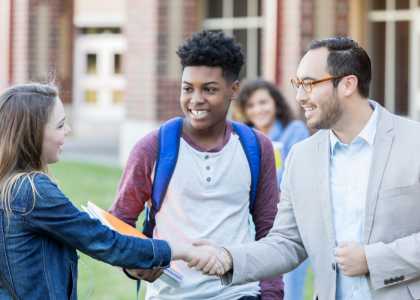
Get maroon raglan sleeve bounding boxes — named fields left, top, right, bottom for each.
left=109, top=129, right=159, bottom=228
left=251, top=129, right=284, bottom=300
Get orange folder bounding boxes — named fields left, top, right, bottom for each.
left=88, top=202, right=182, bottom=274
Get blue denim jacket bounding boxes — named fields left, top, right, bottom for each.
left=0, top=174, right=172, bottom=299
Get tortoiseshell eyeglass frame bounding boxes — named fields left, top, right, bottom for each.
left=291, top=75, right=346, bottom=93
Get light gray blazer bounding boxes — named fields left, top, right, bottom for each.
left=223, top=104, right=420, bottom=300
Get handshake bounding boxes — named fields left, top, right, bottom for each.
left=125, top=239, right=230, bottom=282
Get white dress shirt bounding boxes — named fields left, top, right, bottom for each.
left=330, top=101, right=378, bottom=299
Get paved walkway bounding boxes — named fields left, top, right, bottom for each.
left=60, top=137, right=120, bottom=168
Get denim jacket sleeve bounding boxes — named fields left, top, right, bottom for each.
left=23, top=174, right=172, bottom=270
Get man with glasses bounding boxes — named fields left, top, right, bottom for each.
left=192, top=37, right=420, bottom=299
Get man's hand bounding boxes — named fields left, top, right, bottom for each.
left=333, top=241, right=369, bottom=277
left=170, top=241, right=230, bottom=277
left=186, top=244, right=230, bottom=277
left=125, top=268, right=164, bottom=282
left=188, top=239, right=232, bottom=276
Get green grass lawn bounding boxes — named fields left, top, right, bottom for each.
left=50, top=161, right=314, bottom=300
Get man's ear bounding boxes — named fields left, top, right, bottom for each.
left=230, top=80, right=240, bottom=101
left=342, top=75, right=358, bottom=97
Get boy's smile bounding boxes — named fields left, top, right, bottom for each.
left=190, top=109, right=210, bottom=117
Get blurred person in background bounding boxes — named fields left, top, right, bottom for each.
left=235, top=79, right=310, bottom=300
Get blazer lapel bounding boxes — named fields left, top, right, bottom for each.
left=317, top=131, right=336, bottom=250
left=363, top=104, right=394, bottom=245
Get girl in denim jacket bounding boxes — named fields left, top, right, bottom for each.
left=0, top=82, right=229, bottom=299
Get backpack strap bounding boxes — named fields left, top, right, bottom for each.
left=231, top=121, right=261, bottom=211
left=151, top=117, right=184, bottom=216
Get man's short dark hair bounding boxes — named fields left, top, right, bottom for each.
left=308, top=37, right=371, bottom=98
left=177, top=30, right=246, bottom=83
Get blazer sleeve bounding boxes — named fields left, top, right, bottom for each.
left=222, top=146, right=308, bottom=286
left=365, top=232, right=420, bottom=290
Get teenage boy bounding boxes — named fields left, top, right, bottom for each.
left=109, top=30, right=283, bottom=300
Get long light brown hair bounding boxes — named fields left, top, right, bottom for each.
left=0, top=82, right=58, bottom=225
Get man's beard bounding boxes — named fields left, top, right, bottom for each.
left=307, top=91, right=343, bottom=130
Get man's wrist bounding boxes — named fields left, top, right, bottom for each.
left=222, top=247, right=233, bottom=271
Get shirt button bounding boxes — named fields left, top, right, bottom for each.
left=349, top=188, right=354, bottom=193
left=205, top=155, right=209, bottom=159
left=351, top=156, right=356, bottom=161
left=354, top=285, right=359, bottom=290
left=349, top=219, right=354, bottom=225
left=206, top=166, right=210, bottom=170
left=207, top=177, right=211, bottom=182
left=332, top=263, right=336, bottom=270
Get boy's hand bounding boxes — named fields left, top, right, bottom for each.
left=125, top=268, right=164, bottom=282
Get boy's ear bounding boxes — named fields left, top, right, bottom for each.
left=230, top=80, right=240, bottom=101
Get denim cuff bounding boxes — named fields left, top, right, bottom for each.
left=149, top=239, right=172, bottom=269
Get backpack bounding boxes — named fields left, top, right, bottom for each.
left=142, top=117, right=261, bottom=238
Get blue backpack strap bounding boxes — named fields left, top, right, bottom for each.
left=151, top=117, right=184, bottom=213
left=231, top=121, right=261, bottom=211
left=143, top=118, right=184, bottom=238
left=142, top=117, right=184, bottom=239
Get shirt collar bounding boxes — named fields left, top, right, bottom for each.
left=330, top=100, right=379, bottom=154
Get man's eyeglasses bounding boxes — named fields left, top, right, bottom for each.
left=291, top=75, right=346, bottom=93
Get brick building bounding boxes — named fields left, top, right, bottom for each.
left=120, top=0, right=420, bottom=165
left=0, top=0, right=74, bottom=103
left=0, top=0, right=419, bottom=166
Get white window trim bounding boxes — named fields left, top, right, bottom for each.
left=202, top=0, right=264, bottom=79
left=368, top=0, right=420, bottom=117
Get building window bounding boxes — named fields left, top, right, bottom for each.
left=396, top=0, right=410, bottom=9
left=82, top=27, right=121, bottom=35
left=370, top=22, right=385, bottom=108
left=113, top=91, right=124, bottom=103
left=369, top=0, right=414, bottom=116
left=86, top=54, right=96, bottom=74
left=207, top=0, right=223, bottom=18
left=372, top=0, right=386, bottom=10
left=233, top=0, right=247, bottom=17
left=203, top=0, right=263, bottom=80
left=394, top=21, right=409, bottom=115
left=114, top=54, right=121, bottom=74
left=85, top=90, right=97, bottom=103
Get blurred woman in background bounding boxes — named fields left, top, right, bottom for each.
left=235, top=79, right=310, bottom=300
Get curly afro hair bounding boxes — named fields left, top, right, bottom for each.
left=177, top=30, right=246, bottom=83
